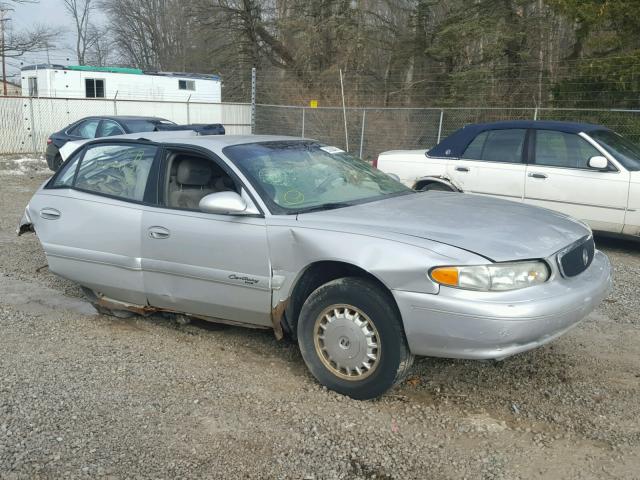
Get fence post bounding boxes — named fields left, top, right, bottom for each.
left=339, top=69, right=349, bottom=151
left=301, top=107, right=305, bottom=137
left=359, top=108, right=366, bottom=159
left=113, top=91, right=118, bottom=115
left=186, top=94, right=191, bottom=124
left=437, top=109, right=444, bottom=144
left=251, top=67, right=256, bottom=134
left=28, top=96, right=37, bottom=154
left=533, top=107, right=538, bottom=120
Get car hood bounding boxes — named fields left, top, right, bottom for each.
left=297, top=192, right=590, bottom=262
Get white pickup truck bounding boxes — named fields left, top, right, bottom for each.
left=376, top=120, right=640, bottom=238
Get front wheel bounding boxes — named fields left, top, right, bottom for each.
left=297, top=277, right=414, bottom=400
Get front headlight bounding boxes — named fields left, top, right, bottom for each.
left=429, top=261, right=550, bottom=291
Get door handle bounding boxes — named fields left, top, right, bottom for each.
left=528, top=172, right=548, bottom=179
left=148, top=226, right=170, bottom=239
left=40, top=208, right=61, bottom=220
left=455, top=166, right=470, bottom=172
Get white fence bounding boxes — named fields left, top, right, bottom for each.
left=0, top=96, right=252, bottom=154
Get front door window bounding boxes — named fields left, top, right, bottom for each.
left=534, top=130, right=601, bottom=169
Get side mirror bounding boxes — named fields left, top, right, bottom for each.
left=199, top=192, right=247, bottom=215
left=588, top=156, right=609, bottom=170
left=386, top=172, right=401, bottom=182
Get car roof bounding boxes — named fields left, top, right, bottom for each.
left=78, top=115, right=170, bottom=122
left=428, top=120, right=611, bottom=158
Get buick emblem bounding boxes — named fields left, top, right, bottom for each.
left=582, top=248, right=589, bottom=266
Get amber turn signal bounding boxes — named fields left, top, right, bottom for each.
left=430, top=267, right=459, bottom=287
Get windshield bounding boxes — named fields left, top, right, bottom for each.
left=224, top=141, right=412, bottom=214
left=590, top=130, right=640, bottom=171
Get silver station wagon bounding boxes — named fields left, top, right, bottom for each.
left=19, top=133, right=612, bottom=399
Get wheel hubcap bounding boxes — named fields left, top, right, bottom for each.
left=313, top=304, right=380, bottom=381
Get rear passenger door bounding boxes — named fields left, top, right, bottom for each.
left=448, top=128, right=528, bottom=202
left=524, top=129, right=629, bottom=233
left=31, top=141, right=159, bottom=305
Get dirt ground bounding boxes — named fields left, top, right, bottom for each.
left=0, top=155, right=638, bottom=479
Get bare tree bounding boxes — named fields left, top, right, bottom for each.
left=85, top=24, right=113, bottom=66
left=62, top=0, right=95, bottom=65
left=101, top=0, right=196, bottom=71
left=2, top=23, right=62, bottom=58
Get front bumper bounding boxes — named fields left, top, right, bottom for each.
left=394, top=250, right=612, bottom=360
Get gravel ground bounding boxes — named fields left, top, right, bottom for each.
left=0, top=156, right=639, bottom=479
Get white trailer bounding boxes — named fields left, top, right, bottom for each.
left=20, top=65, right=221, bottom=103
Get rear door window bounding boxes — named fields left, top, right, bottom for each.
left=97, top=120, right=125, bottom=137
left=534, top=130, right=601, bottom=169
left=481, top=129, right=526, bottom=163
left=69, top=119, right=100, bottom=138
left=461, top=131, right=489, bottom=159
left=462, top=129, right=526, bottom=163
left=74, top=144, right=158, bottom=202
left=49, top=155, right=81, bottom=188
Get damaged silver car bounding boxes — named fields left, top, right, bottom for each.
left=18, top=133, right=612, bottom=399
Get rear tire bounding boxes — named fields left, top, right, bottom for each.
left=297, top=277, right=413, bottom=400
left=418, top=182, right=453, bottom=192
left=52, top=154, right=63, bottom=171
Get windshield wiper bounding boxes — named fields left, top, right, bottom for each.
left=293, top=202, right=353, bottom=214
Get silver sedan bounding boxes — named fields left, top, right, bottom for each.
left=18, top=133, right=612, bottom=399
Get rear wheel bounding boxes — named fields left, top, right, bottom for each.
left=418, top=182, right=453, bottom=192
left=52, top=154, right=63, bottom=171
left=297, top=277, right=413, bottom=400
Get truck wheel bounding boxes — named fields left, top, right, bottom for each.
left=297, top=277, right=414, bottom=400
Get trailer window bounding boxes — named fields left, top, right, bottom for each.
left=85, top=78, right=105, bottom=98
left=178, top=80, right=195, bottom=91
left=28, top=77, right=38, bottom=96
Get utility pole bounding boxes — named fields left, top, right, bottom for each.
left=0, top=7, right=10, bottom=96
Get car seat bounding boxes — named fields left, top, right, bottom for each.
left=169, top=157, right=217, bottom=209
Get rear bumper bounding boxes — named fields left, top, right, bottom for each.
left=394, top=251, right=612, bottom=360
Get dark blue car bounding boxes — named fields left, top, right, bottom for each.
left=46, top=116, right=225, bottom=171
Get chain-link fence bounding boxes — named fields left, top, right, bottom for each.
left=0, top=96, right=252, bottom=154
left=255, top=104, right=640, bottom=161
left=4, top=91, right=640, bottom=161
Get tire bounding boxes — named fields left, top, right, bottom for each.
left=297, top=277, right=414, bottom=400
left=418, top=182, right=453, bottom=192
left=53, top=155, right=63, bottom=171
